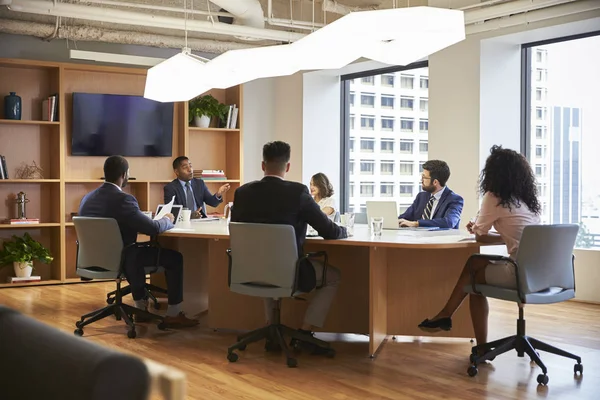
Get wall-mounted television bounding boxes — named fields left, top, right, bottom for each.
left=71, top=92, right=174, bottom=157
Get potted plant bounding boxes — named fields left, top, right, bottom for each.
left=189, top=94, right=230, bottom=128
left=0, top=233, right=54, bottom=278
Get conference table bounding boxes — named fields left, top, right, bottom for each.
left=158, top=220, right=492, bottom=357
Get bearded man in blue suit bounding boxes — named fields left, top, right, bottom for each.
left=398, top=160, right=464, bottom=229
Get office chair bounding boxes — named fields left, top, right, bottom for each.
left=226, top=222, right=335, bottom=367
left=106, top=273, right=168, bottom=310
left=0, top=305, right=150, bottom=400
left=73, top=217, right=165, bottom=338
left=465, top=224, right=583, bottom=385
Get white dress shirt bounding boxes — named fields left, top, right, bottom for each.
left=428, top=186, right=446, bottom=218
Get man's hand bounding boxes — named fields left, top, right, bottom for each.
left=398, top=218, right=418, bottom=228
left=217, top=183, right=231, bottom=197
left=191, top=209, right=203, bottom=219
left=163, top=213, right=175, bottom=223
left=466, top=221, right=475, bottom=234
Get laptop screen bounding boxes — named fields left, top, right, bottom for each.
left=155, top=204, right=183, bottom=222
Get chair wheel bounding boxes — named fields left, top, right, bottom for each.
left=227, top=352, right=239, bottom=362
left=467, top=365, right=478, bottom=377
left=157, top=322, right=167, bottom=330
left=287, top=357, right=298, bottom=368
left=238, top=344, right=247, bottom=351
left=75, top=321, right=83, bottom=328
left=106, top=297, right=115, bottom=305
left=74, top=328, right=84, bottom=336
left=537, top=374, right=549, bottom=385
left=127, top=329, right=137, bottom=339
left=574, top=363, right=583, bottom=375
left=152, top=301, right=161, bottom=310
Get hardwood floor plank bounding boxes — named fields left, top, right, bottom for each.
left=0, top=282, right=598, bottom=399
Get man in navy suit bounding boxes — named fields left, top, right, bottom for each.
left=398, top=160, right=464, bottom=229
left=164, top=156, right=231, bottom=219
left=232, top=141, right=347, bottom=353
left=79, top=155, right=198, bottom=328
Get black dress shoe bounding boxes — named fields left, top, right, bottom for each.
left=418, top=317, right=452, bottom=332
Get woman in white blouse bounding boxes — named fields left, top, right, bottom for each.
left=418, top=145, right=541, bottom=349
left=310, top=173, right=336, bottom=219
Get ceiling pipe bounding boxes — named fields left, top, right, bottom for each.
left=208, top=0, right=264, bottom=29
left=82, top=0, right=234, bottom=19
left=465, top=0, right=580, bottom=25
left=6, top=0, right=305, bottom=42
left=321, top=0, right=378, bottom=15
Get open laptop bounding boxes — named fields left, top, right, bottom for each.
left=366, top=201, right=401, bottom=230
left=155, top=204, right=183, bottom=222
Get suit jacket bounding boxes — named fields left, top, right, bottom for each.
left=231, top=176, right=347, bottom=291
left=79, top=183, right=173, bottom=246
left=399, top=187, right=464, bottom=229
left=163, top=178, right=222, bottom=214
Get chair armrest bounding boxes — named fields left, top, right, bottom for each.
left=226, top=249, right=232, bottom=287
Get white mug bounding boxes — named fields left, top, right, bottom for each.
left=181, top=209, right=191, bottom=223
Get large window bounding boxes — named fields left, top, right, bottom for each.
left=522, top=32, right=600, bottom=248
left=341, top=63, right=429, bottom=214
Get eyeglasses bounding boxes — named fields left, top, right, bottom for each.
left=421, top=175, right=432, bottom=182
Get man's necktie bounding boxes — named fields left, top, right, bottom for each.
left=422, top=195, right=435, bottom=220
left=185, top=181, right=195, bottom=210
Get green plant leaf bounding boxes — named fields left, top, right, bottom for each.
left=0, top=233, right=54, bottom=268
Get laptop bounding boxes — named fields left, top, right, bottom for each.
left=155, top=204, right=183, bottom=222
left=366, top=201, right=400, bottom=230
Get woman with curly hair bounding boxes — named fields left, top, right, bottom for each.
left=310, top=173, right=336, bottom=219
left=418, top=145, right=541, bottom=348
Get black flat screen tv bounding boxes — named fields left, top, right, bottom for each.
left=71, top=92, right=174, bottom=157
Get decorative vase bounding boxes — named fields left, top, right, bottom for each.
left=194, top=115, right=211, bottom=128
left=13, top=261, right=33, bottom=278
left=4, top=92, right=22, bottom=120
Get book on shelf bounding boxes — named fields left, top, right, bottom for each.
left=42, top=94, right=59, bottom=122
left=8, top=276, right=41, bottom=283
left=6, top=218, right=40, bottom=225
left=194, top=169, right=227, bottom=180
left=0, top=154, right=6, bottom=179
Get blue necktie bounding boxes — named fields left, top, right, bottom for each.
left=185, top=181, right=195, bottom=210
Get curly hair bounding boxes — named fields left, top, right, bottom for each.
left=311, top=173, right=334, bottom=198
left=479, top=145, right=541, bottom=214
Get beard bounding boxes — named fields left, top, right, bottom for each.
left=422, top=183, right=435, bottom=193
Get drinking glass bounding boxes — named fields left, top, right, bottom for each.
left=343, top=212, right=355, bottom=236
left=370, top=217, right=384, bottom=237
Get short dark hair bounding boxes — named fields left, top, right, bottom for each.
left=262, top=141, right=291, bottom=171
left=311, top=173, right=334, bottom=198
left=173, top=156, right=189, bottom=170
left=422, top=160, right=450, bottom=186
left=103, top=155, right=129, bottom=183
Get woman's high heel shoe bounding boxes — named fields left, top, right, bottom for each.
left=418, top=317, right=452, bottom=332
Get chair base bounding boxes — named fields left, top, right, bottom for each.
left=227, top=323, right=334, bottom=367
left=468, top=310, right=583, bottom=385
left=107, top=283, right=168, bottom=310
left=75, top=282, right=164, bottom=338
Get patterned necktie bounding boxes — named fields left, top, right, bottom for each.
left=185, top=181, right=195, bottom=210
left=422, top=195, right=435, bottom=220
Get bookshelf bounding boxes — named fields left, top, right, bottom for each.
left=0, top=58, right=243, bottom=288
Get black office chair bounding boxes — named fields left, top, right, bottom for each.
left=73, top=217, right=166, bottom=338
left=106, top=273, right=168, bottom=310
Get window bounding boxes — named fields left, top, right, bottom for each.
left=399, top=162, right=413, bottom=175
left=399, top=205, right=409, bottom=214
left=420, top=77, right=429, bottom=89
left=535, top=145, right=547, bottom=158
left=349, top=92, right=355, bottom=106
left=342, top=63, right=429, bottom=214
left=535, top=126, right=546, bottom=139
left=361, top=76, right=374, bottom=85
left=381, top=139, right=394, bottom=153
left=535, top=88, right=546, bottom=101
left=419, top=119, right=429, bottom=132
left=361, top=93, right=375, bottom=107
left=400, top=118, right=414, bottom=132
left=381, top=183, right=394, bottom=197
left=536, top=49, right=546, bottom=63
left=400, top=74, right=414, bottom=89
left=400, top=96, right=414, bottom=110
left=399, top=140, right=413, bottom=153
left=419, top=161, right=425, bottom=172
left=360, top=160, right=375, bottom=174
left=381, top=117, right=395, bottom=131
left=381, top=161, right=394, bottom=175
left=361, top=115, right=375, bottom=130
left=381, top=95, right=395, bottom=109
left=360, top=138, right=375, bottom=152
left=381, top=74, right=394, bottom=87
left=399, top=184, right=413, bottom=197
left=535, top=68, right=547, bottom=82
left=535, top=107, right=546, bottom=120
left=360, top=182, right=375, bottom=197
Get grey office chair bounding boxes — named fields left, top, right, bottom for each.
left=226, top=222, right=335, bottom=367
left=0, top=306, right=150, bottom=400
left=73, top=217, right=165, bottom=338
left=465, top=224, right=583, bottom=385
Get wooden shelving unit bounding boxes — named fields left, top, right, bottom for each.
left=0, top=57, right=243, bottom=288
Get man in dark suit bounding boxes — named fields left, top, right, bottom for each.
left=79, top=156, right=198, bottom=328
left=163, top=156, right=230, bottom=219
left=231, top=141, right=347, bottom=351
left=398, top=160, right=464, bottom=229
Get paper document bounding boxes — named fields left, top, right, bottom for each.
left=191, top=217, right=220, bottom=222
left=154, top=196, right=175, bottom=220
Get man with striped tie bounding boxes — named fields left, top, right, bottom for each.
left=398, top=160, right=464, bottom=229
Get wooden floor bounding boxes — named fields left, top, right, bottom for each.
left=1, top=282, right=599, bottom=400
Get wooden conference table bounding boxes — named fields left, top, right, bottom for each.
left=158, top=220, right=489, bottom=357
